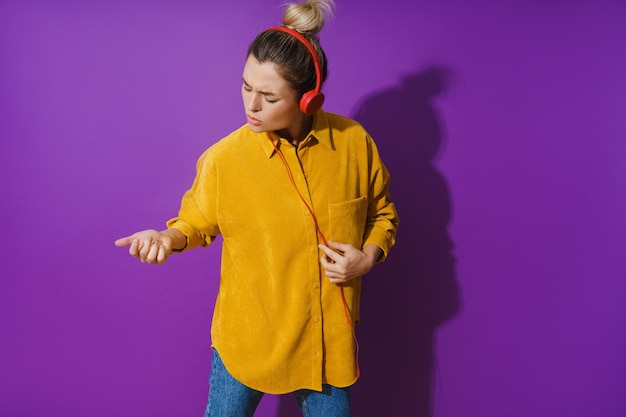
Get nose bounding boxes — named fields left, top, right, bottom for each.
left=246, top=92, right=261, bottom=112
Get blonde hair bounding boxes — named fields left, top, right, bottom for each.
left=282, top=0, right=335, bottom=36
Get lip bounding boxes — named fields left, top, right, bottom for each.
left=246, top=114, right=262, bottom=126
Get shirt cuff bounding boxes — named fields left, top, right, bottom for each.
left=165, top=217, right=208, bottom=252
left=363, top=227, right=395, bottom=263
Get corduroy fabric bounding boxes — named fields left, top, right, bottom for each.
left=167, top=110, right=398, bottom=394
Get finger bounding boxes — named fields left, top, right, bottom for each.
left=114, top=236, right=133, bottom=247
left=328, top=241, right=351, bottom=254
left=156, top=245, right=171, bottom=264
left=318, top=244, right=341, bottom=263
left=321, top=254, right=349, bottom=279
left=324, top=268, right=349, bottom=284
left=146, top=240, right=160, bottom=263
left=327, top=275, right=342, bottom=283
left=129, top=239, right=140, bottom=257
left=323, top=266, right=340, bottom=278
left=320, top=254, right=334, bottom=270
left=138, top=239, right=153, bottom=261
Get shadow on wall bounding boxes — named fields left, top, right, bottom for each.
left=276, top=65, right=462, bottom=417
left=352, top=66, right=461, bottom=416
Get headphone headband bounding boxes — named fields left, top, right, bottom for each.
left=266, top=26, right=324, bottom=115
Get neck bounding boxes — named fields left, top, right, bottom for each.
left=276, top=115, right=313, bottom=146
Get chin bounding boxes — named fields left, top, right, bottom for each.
left=246, top=123, right=267, bottom=133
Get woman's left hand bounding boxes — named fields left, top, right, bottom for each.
left=318, top=242, right=382, bottom=284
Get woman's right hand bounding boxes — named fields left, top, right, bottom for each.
left=114, top=229, right=184, bottom=264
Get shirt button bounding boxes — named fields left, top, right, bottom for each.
left=313, top=317, right=320, bottom=323
left=309, top=247, right=316, bottom=253
left=313, top=283, right=320, bottom=289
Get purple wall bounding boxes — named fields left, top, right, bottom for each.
left=1, top=1, right=625, bottom=416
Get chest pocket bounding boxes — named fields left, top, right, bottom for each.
left=328, top=196, right=368, bottom=248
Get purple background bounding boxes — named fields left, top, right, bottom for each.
left=2, top=1, right=625, bottom=416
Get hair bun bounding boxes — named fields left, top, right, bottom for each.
left=282, top=0, right=335, bottom=36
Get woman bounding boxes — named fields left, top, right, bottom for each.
left=115, top=0, right=398, bottom=415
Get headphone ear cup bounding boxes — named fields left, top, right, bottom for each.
left=299, top=90, right=325, bottom=115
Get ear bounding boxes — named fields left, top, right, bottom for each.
left=300, top=91, right=325, bottom=115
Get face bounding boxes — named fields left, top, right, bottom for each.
left=242, top=55, right=304, bottom=136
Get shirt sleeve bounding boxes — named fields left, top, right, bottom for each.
left=362, top=135, right=399, bottom=262
left=166, top=149, right=220, bottom=251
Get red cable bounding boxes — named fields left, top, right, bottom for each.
left=267, top=133, right=361, bottom=378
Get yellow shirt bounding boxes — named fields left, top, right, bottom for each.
left=166, top=110, right=398, bottom=394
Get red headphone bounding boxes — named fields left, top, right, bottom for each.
left=267, top=26, right=325, bottom=115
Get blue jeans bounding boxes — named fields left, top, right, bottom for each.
left=204, top=349, right=352, bottom=417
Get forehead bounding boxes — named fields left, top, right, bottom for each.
left=242, top=56, right=291, bottom=92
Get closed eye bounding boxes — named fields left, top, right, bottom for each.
left=242, top=79, right=279, bottom=103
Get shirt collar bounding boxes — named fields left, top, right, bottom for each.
left=255, top=109, right=335, bottom=159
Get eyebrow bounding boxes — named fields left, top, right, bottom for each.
left=242, top=78, right=277, bottom=97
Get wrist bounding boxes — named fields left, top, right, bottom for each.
left=162, top=228, right=188, bottom=252
left=363, top=244, right=382, bottom=266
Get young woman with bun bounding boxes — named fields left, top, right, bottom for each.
left=115, top=1, right=398, bottom=415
